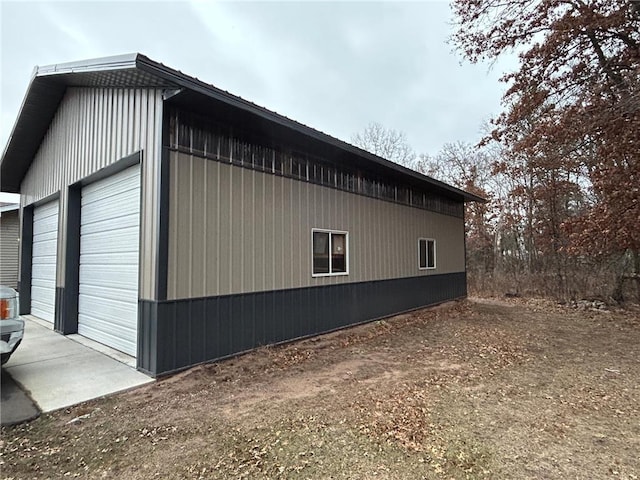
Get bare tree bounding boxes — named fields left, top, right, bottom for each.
left=421, top=142, right=499, bottom=282
left=452, top=0, right=640, bottom=301
left=351, top=122, right=416, bottom=167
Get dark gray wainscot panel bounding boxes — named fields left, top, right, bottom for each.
left=138, top=272, right=466, bottom=376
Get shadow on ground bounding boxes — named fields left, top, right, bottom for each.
left=1, top=368, right=40, bottom=426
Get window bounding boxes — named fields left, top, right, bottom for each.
left=312, top=229, right=348, bottom=276
left=418, top=238, right=436, bottom=270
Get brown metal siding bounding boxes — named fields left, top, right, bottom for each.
left=167, top=152, right=466, bottom=300
left=0, top=210, right=20, bottom=288
left=19, top=87, right=163, bottom=300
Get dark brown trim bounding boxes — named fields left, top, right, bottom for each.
left=18, top=205, right=33, bottom=314
left=74, top=151, right=141, bottom=187
left=58, top=185, right=81, bottom=334
left=155, top=110, right=171, bottom=301
left=60, top=152, right=143, bottom=334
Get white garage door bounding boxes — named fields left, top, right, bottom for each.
left=31, top=200, right=59, bottom=323
left=78, top=164, right=141, bottom=357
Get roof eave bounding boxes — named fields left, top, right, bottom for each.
left=0, top=68, right=38, bottom=192
left=2, top=53, right=487, bottom=204
left=134, top=55, right=485, bottom=203
left=0, top=54, right=162, bottom=192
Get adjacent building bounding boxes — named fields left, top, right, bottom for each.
left=0, top=203, right=20, bottom=289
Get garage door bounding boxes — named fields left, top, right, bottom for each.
left=78, top=164, right=141, bottom=357
left=31, top=200, right=59, bottom=323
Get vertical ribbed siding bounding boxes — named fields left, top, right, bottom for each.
left=20, top=87, right=163, bottom=300
left=142, top=272, right=467, bottom=376
left=167, top=152, right=466, bottom=300
left=0, top=210, right=20, bottom=288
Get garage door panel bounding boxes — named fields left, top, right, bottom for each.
left=31, top=272, right=56, bottom=288
left=79, top=288, right=138, bottom=307
left=30, top=286, right=55, bottom=305
left=82, top=169, right=139, bottom=198
left=79, top=270, right=138, bottom=301
left=78, top=322, right=136, bottom=346
left=32, top=255, right=57, bottom=268
left=79, top=274, right=138, bottom=291
left=78, top=163, right=140, bottom=357
left=33, top=241, right=57, bottom=256
left=32, top=228, right=57, bottom=240
left=80, top=228, right=140, bottom=253
left=78, top=296, right=138, bottom=325
left=32, top=240, right=58, bottom=258
left=32, top=222, right=58, bottom=236
left=77, top=323, right=136, bottom=358
left=31, top=200, right=59, bottom=323
left=31, top=297, right=54, bottom=312
left=33, top=201, right=58, bottom=215
left=31, top=274, right=56, bottom=286
left=31, top=260, right=58, bottom=272
left=31, top=287, right=56, bottom=307
left=32, top=206, right=58, bottom=231
left=32, top=262, right=57, bottom=276
left=79, top=262, right=138, bottom=279
left=81, top=198, right=140, bottom=225
left=79, top=252, right=139, bottom=265
left=82, top=182, right=139, bottom=205
left=81, top=214, right=139, bottom=235
left=81, top=201, right=139, bottom=225
left=31, top=298, right=55, bottom=321
left=32, top=259, right=57, bottom=268
left=33, top=229, right=58, bottom=243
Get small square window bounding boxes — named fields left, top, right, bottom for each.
left=313, top=229, right=349, bottom=276
left=418, top=238, right=436, bottom=270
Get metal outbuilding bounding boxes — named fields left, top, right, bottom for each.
left=0, top=203, right=20, bottom=289
left=0, top=54, right=484, bottom=376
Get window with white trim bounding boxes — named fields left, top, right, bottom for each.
left=312, top=229, right=348, bottom=276
left=418, top=238, right=436, bottom=270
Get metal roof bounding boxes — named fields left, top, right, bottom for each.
left=0, top=53, right=485, bottom=203
left=0, top=203, right=20, bottom=213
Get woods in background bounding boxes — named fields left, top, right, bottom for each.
left=353, top=0, right=639, bottom=303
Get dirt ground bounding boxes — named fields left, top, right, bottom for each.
left=2, top=297, right=639, bottom=479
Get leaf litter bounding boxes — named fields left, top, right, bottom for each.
left=2, top=298, right=639, bottom=479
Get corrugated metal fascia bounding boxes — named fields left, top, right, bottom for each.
left=35, top=53, right=139, bottom=76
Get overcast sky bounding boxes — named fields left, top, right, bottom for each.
left=1, top=1, right=513, bottom=164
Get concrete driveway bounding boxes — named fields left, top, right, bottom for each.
left=2, top=316, right=153, bottom=413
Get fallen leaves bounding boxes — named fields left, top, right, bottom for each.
left=1, top=298, right=639, bottom=479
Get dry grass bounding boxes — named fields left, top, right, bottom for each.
left=2, top=297, right=639, bottom=479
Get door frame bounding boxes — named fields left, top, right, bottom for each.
left=60, top=151, right=143, bottom=335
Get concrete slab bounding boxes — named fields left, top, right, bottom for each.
left=7, top=321, right=88, bottom=365
left=4, top=318, right=153, bottom=412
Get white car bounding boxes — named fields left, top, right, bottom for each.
left=1, top=286, right=23, bottom=365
